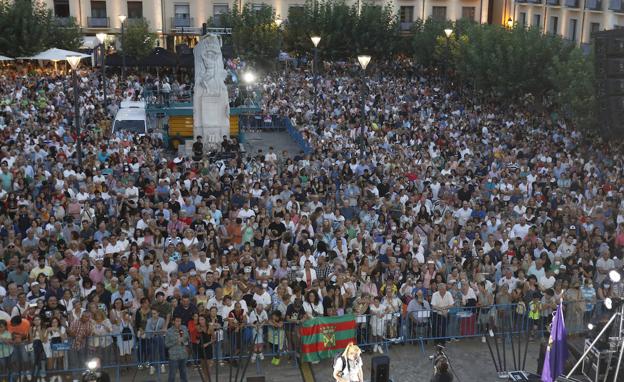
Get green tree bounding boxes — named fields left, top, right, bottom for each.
left=282, top=0, right=400, bottom=60
left=121, top=18, right=157, bottom=59
left=48, top=17, right=82, bottom=51
left=0, top=0, right=82, bottom=57
left=210, top=3, right=280, bottom=69
left=549, top=48, right=598, bottom=131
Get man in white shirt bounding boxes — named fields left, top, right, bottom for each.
left=596, top=248, right=615, bottom=284
left=498, top=268, right=518, bottom=293
left=510, top=217, right=531, bottom=240
left=194, top=252, right=211, bottom=274
left=453, top=201, right=473, bottom=227
left=539, top=269, right=557, bottom=291
left=252, top=284, right=271, bottom=310
left=430, top=283, right=454, bottom=342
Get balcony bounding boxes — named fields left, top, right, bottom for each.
left=126, top=17, right=144, bottom=26
left=527, top=0, right=543, bottom=4
left=400, top=22, right=414, bottom=31
left=546, top=0, right=560, bottom=5
left=587, top=0, right=603, bottom=9
left=55, top=17, right=71, bottom=26
left=565, top=0, right=579, bottom=7
left=87, top=17, right=109, bottom=28
left=609, top=0, right=624, bottom=11
left=171, top=16, right=193, bottom=28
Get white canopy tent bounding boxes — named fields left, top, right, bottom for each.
left=23, top=48, right=90, bottom=61
left=0, top=55, right=13, bottom=61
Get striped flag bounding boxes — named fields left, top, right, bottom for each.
left=299, top=314, right=357, bottom=363
left=541, top=303, right=568, bottom=382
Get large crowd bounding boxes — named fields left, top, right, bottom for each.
left=0, top=59, right=623, bottom=380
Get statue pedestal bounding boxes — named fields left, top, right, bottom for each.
left=193, top=94, right=230, bottom=148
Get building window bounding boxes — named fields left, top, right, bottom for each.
left=252, top=4, right=264, bottom=11
left=127, top=1, right=143, bottom=19
left=289, top=5, right=305, bottom=17
left=174, top=4, right=190, bottom=19
left=519, top=12, right=527, bottom=27
left=213, top=4, right=229, bottom=26
left=590, top=22, right=600, bottom=35
left=54, top=0, right=70, bottom=18
left=533, top=14, right=541, bottom=30
left=400, top=6, right=414, bottom=23
left=90, top=1, right=107, bottom=18
left=550, top=16, right=558, bottom=35
left=569, top=18, right=577, bottom=41
left=461, top=7, right=476, bottom=21
left=431, top=6, right=447, bottom=21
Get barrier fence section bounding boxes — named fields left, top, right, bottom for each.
left=0, top=301, right=601, bottom=381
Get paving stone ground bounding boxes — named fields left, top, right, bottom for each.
left=114, top=338, right=542, bottom=382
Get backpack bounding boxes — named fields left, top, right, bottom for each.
left=333, top=353, right=349, bottom=377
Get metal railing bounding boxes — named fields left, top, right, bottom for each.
left=587, top=0, right=603, bottom=9
left=171, top=16, right=193, bottom=28
left=87, top=17, right=110, bottom=28
left=0, top=302, right=603, bottom=381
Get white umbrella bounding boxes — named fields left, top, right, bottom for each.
left=22, top=48, right=90, bottom=61
left=0, top=55, right=13, bottom=61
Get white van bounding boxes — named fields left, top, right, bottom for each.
left=112, top=101, right=150, bottom=136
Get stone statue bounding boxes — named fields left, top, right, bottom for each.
left=193, top=34, right=230, bottom=147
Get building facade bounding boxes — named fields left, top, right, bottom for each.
left=43, top=0, right=624, bottom=48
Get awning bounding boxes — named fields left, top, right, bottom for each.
left=22, top=48, right=90, bottom=61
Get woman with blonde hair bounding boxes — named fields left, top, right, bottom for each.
left=332, top=343, right=363, bottom=382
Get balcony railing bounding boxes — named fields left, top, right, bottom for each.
left=527, top=0, right=543, bottom=4
left=565, top=0, right=579, bottom=7
left=587, top=0, right=603, bottom=9
left=171, top=16, right=193, bottom=28
left=126, top=17, right=144, bottom=26
left=400, top=22, right=414, bottom=31
left=55, top=17, right=71, bottom=26
left=87, top=16, right=110, bottom=28
left=609, top=0, right=624, bottom=11
left=546, top=0, right=560, bottom=5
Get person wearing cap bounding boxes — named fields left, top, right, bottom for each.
left=26, top=281, right=45, bottom=303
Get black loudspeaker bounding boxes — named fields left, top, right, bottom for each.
left=371, top=355, right=390, bottom=382
left=594, top=29, right=624, bottom=135
left=247, top=377, right=266, bottom=382
left=607, top=78, right=624, bottom=95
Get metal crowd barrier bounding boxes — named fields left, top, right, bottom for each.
left=0, top=322, right=300, bottom=382
left=283, top=117, right=312, bottom=154
left=0, top=301, right=601, bottom=381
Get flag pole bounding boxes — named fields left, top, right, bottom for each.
left=565, top=308, right=620, bottom=378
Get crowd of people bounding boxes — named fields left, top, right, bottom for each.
left=0, top=58, right=623, bottom=381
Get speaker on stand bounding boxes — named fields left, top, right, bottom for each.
left=594, top=29, right=624, bottom=136
left=371, top=355, right=390, bottom=382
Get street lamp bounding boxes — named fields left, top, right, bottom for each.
left=506, top=17, right=514, bottom=29
left=310, top=35, right=321, bottom=122
left=275, top=18, right=283, bottom=28
left=443, top=28, right=453, bottom=79
left=357, top=55, right=371, bottom=155
left=119, top=15, right=127, bottom=80
left=242, top=71, right=256, bottom=84
left=67, top=55, right=83, bottom=168
left=96, top=33, right=108, bottom=108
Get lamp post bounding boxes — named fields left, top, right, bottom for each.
left=242, top=71, right=256, bottom=130
left=443, top=28, right=453, bottom=80
left=119, top=15, right=127, bottom=81
left=275, top=18, right=283, bottom=73
left=506, top=17, right=514, bottom=29
left=96, top=33, right=108, bottom=109
left=67, top=55, right=83, bottom=168
left=357, top=55, right=371, bottom=155
left=310, top=35, right=321, bottom=122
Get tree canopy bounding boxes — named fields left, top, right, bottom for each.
left=120, top=18, right=158, bottom=59
left=0, top=0, right=82, bottom=57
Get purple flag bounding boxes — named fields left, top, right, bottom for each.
left=541, top=303, right=568, bottom=382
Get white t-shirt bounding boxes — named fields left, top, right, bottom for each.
left=539, top=275, right=556, bottom=290
left=333, top=355, right=363, bottom=382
